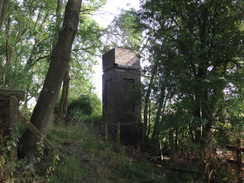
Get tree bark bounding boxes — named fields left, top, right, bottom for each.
left=53, top=0, right=63, bottom=47
left=18, top=0, right=82, bottom=162
left=141, top=67, right=156, bottom=144
left=2, top=15, right=11, bottom=88
left=151, top=85, right=166, bottom=142
left=54, top=0, right=70, bottom=125
left=56, top=63, right=70, bottom=124
left=169, top=130, right=177, bottom=163
left=0, top=0, right=9, bottom=30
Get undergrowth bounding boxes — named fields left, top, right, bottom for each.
left=2, top=121, right=233, bottom=182
left=47, top=122, right=206, bottom=183
left=1, top=123, right=72, bottom=182
left=45, top=122, right=167, bottom=183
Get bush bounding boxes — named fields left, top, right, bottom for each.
left=65, top=94, right=102, bottom=126
left=0, top=131, right=58, bottom=182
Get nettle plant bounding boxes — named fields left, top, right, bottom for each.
left=0, top=130, right=60, bottom=182
left=0, top=131, right=29, bottom=182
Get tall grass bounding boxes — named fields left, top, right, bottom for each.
left=46, top=122, right=170, bottom=183
left=46, top=120, right=207, bottom=183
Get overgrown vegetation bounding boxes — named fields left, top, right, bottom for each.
left=63, top=94, right=102, bottom=126
left=1, top=117, right=240, bottom=182
left=0, top=126, right=58, bottom=182
left=137, top=1, right=243, bottom=180
left=45, top=121, right=205, bottom=183
left=0, top=0, right=243, bottom=182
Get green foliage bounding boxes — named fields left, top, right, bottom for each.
left=48, top=154, right=87, bottom=183
left=0, top=0, right=56, bottom=102
left=0, top=0, right=106, bottom=107
left=64, top=94, right=102, bottom=125
left=139, top=0, right=243, bottom=150
left=47, top=122, right=209, bottom=183
left=116, top=151, right=168, bottom=183
left=103, top=9, right=142, bottom=51
left=69, top=6, right=105, bottom=98
left=0, top=132, right=58, bottom=182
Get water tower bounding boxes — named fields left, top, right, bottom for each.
left=102, top=47, right=141, bottom=144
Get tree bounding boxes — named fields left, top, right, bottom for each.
left=53, top=0, right=70, bottom=124
left=142, top=65, right=156, bottom=144
left=0, top=0, right=58, bottom=103
left=103, top=9, right=142, bottom=51
left=0, top=0, right=104, bottom=108
left=138, top=0, right=243, bottom=158
left=18, top=0, right=82, bottom=163
left=0, top=0, right=9, bottom=29
left=55, top=0, right=106, bottom=123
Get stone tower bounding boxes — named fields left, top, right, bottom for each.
left=102, top=47, right=141, bottom=144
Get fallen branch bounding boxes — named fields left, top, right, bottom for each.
left=18, top=111, right=65, bottom=162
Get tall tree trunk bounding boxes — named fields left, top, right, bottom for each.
left=18, top=0, right=82, bottom=162
left=56, top=63, right=70, bottom=124
left=151, top=85, right=166, bottom=142
left=146, top=100, right=152, bottom=137
left=53, top=0, right=70, bottom=124
left=169, top=130, right=175, bottom=162
left=141, top=71, right=155, bottom=144
left=0, top=0, right=9, bottom=30
left=2, top=15, right=11, bottom=88
left=53, top=0, right=63, bottom=47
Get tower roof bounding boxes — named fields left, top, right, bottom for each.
left=102, top=47, right=140, bottom=71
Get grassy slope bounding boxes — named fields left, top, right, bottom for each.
left=46, top=123, right=164, bottom=183
left=45, top=123, right=202, bottom=183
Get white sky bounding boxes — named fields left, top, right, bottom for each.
left=91, top=0, right=140, bottom=99
left=92, top=0, right=140, bottom=27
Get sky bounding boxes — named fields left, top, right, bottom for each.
left=91, top=0, right=140, bottom=99
left=92, top=0, right=140, bottom=27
